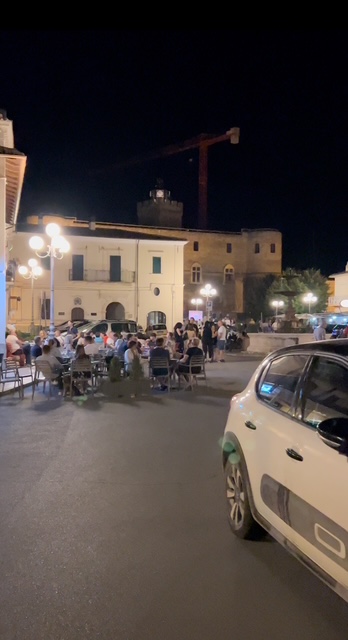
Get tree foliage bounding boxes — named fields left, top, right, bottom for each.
left=244, top=268, right=329, bottom=321
left=266, top=268, right=329, bottom=315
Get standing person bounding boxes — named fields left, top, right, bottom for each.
left=173, top=322, right=185, bottom=355
left=202, top=320, right=214, bottom=362
left=217, top=320, right=227, bottom=362
left=313, top=320, right=327, bottom=341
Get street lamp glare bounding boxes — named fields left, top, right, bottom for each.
left=33, top=265, right=43, bottom=277
left=28, top=258, right=38, bottom=268
left=46, top=222, right=61, bottom=238
left=56, top=237, right=70, bottom=253
left=18, top=265, right=28, bottom=276
left=29, top=235, right=44, bottom=251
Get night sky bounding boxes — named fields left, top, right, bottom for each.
left=2, top=29, right=347, bottom=276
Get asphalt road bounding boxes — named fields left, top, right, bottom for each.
left=1, top=357, right=348, bottom=639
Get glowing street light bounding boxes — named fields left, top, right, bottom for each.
left=271, top=299, right=284, bottom=317
left=200, top=284, right=217, bottom=318
left=191, top=297, right=203, bottom=311
left=18, top=258, right=43, bottom=335
left=303, top=292, right=318, bottom=314
left=29, top=222, right=70, bottom=339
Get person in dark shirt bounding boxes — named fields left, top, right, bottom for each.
left=31, top=336, right=43, bottom=359
left=177, top=337, right=204, bottom=386
left=149, top=337, right=171, bottom=390
left=202, top=320, right=214, bottom=362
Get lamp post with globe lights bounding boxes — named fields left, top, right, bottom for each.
left=271, top=299, right=284, bottom=318
left=200, top=284, right=217, bottom=318
left=29, top=222, right=70, bottom=340
left=18, top=259, right=43, bottom=335
left=303, top=292, right=318, bottom=315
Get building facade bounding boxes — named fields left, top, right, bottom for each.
left=328, top=263, right=348, bottom=311
left=120, top=183, right=282, bottom=318
left=7, top=216, right=186, bottom=332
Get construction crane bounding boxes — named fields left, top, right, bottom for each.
left=95, top=127, right=240, bottom=229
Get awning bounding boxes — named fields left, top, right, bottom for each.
left=0, top=150, right=27, bottom=226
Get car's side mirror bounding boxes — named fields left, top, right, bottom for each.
left=317, top=417, right=348, bottom=455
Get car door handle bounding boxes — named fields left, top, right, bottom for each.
left=245, top=421, right=256, bottom=430
left=286, top=448, right=303, bottom=462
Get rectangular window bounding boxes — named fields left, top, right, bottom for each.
left=226, top=243, right=232, bottom=254
left=72, top=254, right=84, bottom=280
left=254, top=243, right=260, bottom=254
left=41, top=298, right=50, bottom=321
left=110, top=255, right=121, bottom=282
left=193, top=241, right=199, bottom=251
left=152, top=256, right=161, bottom=274
left=270, top=243, right=276, bottom=253
left=40, top=256, right=51, bottom=270
left=257, top=354, right=308, bottom=414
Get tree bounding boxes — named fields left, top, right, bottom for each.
left=266, top=268, right=329, bottom=316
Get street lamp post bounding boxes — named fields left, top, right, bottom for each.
left=29, top=222, right=70, bottom=340
left=303, top=292, right=318, bottom=315
left=271, top=299, right=284, bottom=318
left=18, top=258, right=43, bottom=335
left=191, top=297, right=203, bottom=311
left=200, top=284, right=217, bottom=318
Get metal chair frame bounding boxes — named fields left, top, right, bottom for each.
left=148, top=357, right=172, bottom=391
left=1, top=358, right=23, bottom=398
left=69, top=359, right=95, bottom=397
left=32, top=361, right=61, bottom=399
left=178, top=355, right=207, bottom=390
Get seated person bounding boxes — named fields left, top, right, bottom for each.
left=177, top=337, right=204, bottom=385
left=48, top=338, right=63, bottom=363
left=35, top=344, right=64, bottom=390
left=94, top=332, right=105, bottom=345
left=84, top=335, right=100, bottom=356
left=124, top=339, right=140, bottom=375
left=116, top=334, right=133, bottom=360
left=71, top=345, right=92, bottom=395
left=31, top=336, right=43, bottom=360
left=149, top=337, right=171, bottom=390
left=6, top=328, right=27, bottom=365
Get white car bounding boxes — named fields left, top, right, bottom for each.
left=222, top=339, right=348, bottom=603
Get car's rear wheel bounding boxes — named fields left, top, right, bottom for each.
left=224, top=457, right=262, bottom=539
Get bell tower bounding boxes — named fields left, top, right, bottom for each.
left=137, top=179, right=183, bottom=228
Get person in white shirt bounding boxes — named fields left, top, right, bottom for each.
left=124, top=339, right=139, bottom=375
left=84, top=335, right=100, bottom=356
left=54, top=329, right=65, bottom=347
left=35, top=345, right=64, bottom=390
left=48, top=338, right=63, bottom=362
left=313, top=320, right=327, bottom=341
left=217, top=320, right=227, bottom=362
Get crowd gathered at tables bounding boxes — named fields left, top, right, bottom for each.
left=4, top=317, right=246, bottom=395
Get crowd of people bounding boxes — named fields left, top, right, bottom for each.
left=4, top=317, right=249, bottom=395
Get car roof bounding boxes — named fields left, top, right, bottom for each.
left=269, top=338, right=348, bottom=359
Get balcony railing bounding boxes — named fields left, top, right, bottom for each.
left=69, top=269, right=135, bottom=283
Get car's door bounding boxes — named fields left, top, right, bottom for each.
left=283, top=355, right=348, bottom=592
left=244, top=352, right=309, bottom=542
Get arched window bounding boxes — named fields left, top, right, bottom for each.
left=224, top=265, right=234, bottom=283
left=191, top=263, right=201, bottom=284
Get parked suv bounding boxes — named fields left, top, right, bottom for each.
left=222, top=338, right=348, bottom=603
left=78, top=320, right=138, bottom=336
